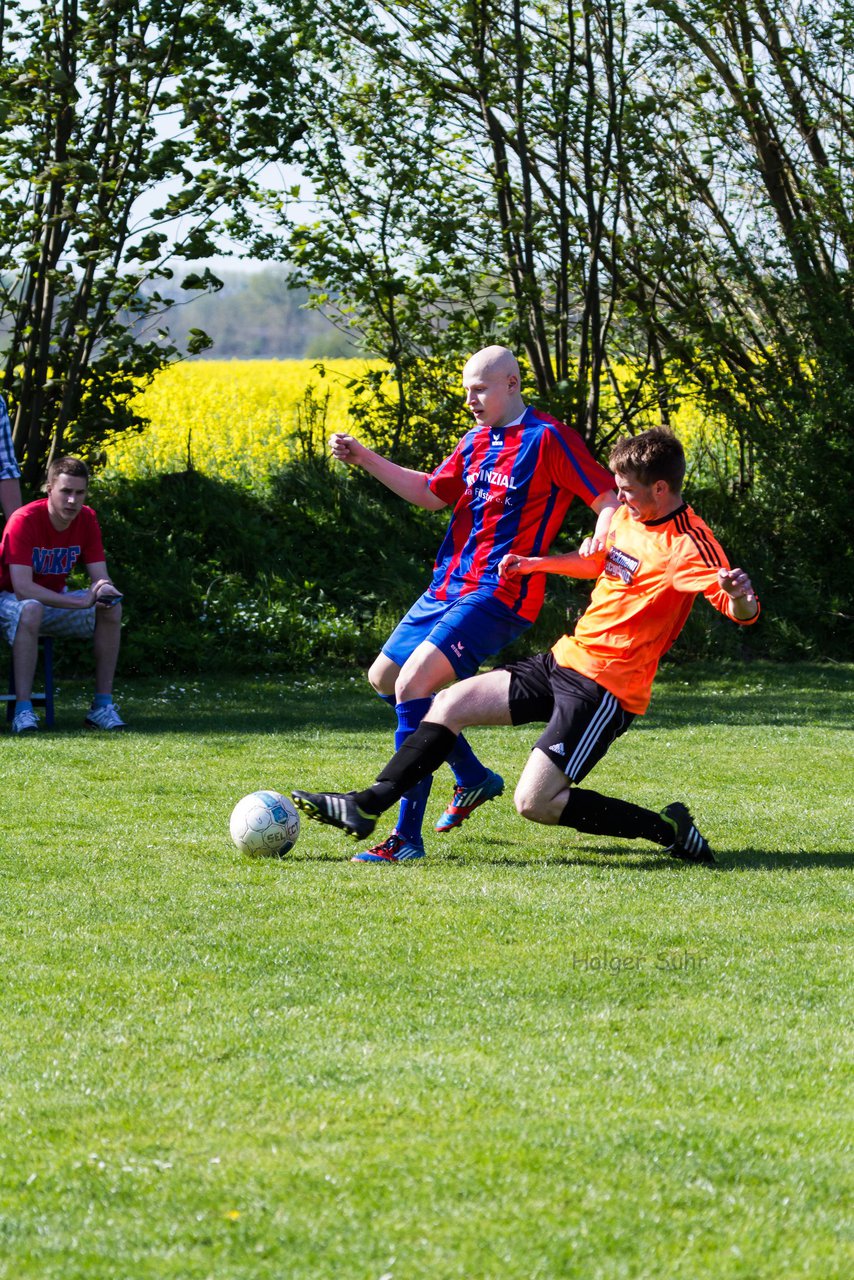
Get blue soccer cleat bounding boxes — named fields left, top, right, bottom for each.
left=351, top=831, right=426, bottom=863
left=435, top=769, right=504, bottom=833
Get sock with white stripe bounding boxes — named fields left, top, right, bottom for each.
left=559, top=789, right=673, bottom=845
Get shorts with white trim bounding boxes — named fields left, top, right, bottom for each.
left=505, top=652, right=635, bottom=781
left=0, top=591, right=98, bottom=645
left=382, top=588, right=531, bottom=680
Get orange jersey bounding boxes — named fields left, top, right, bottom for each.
left=551, top=504, right=760, bottom=714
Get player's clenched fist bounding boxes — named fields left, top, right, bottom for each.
left=718, top=567, right=758, bottom=619
left=329, top=433, right=365, bottom=464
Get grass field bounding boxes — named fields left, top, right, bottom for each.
left=1, top=661, right=851, bottom=1279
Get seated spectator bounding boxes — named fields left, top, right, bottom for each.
left=0, top=456, right=125, bottom=734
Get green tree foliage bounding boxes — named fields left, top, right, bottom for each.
left=279, top=0, right=853, bottom=655
left=0, top=0, right=304, bottom=483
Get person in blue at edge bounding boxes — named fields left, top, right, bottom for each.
left=328, top=345, right=618, bottom=862
left=0, top=394, right=23, bottom=527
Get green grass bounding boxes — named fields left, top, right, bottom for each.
left=1, top=662, right=851, bottom=1279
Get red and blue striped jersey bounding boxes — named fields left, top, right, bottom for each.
left=427, top=407, right=614, bottom=622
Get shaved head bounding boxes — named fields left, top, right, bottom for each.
left=463, top=345, right=521, bottom=385
left=462, top=346, right=525, bottom=429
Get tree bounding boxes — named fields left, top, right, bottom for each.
left=282, top=0, right=853, bottom=652
left=0, top=0, right=304, bottom=484
left=287, top=0, right=637, bottom=463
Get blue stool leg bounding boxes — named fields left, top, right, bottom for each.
left=43, top=636, right=55, bottom=728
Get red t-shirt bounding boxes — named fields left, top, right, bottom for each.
left=0, top=498, right=106, bottom=594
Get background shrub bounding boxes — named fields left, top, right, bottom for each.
left=64, top=453, right=787, bottom=681
left=83, top=458, right=440, bottom=676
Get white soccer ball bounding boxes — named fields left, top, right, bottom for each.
left=229, top=790, right=300, bottom=857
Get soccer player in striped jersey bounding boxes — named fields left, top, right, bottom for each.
left=294, top=428, right=760, bottom=864
left=326, top=345, right=617, bottom=862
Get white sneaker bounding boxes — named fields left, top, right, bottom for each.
left=11, top=707, right=40, bottom=735
left=84, top=702, right=127, bottom=731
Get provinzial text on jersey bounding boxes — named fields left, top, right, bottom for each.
left=465, top=468, right=518, bottom=491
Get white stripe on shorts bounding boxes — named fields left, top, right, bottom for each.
left=565, top=690, right=622, bottom=780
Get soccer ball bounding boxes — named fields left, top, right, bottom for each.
left=229, top=790, right=300, bottom=857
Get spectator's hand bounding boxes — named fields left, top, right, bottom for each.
left=92, top=580, right=122, bottom=608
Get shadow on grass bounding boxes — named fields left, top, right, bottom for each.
left=435, top=845, right=854, bottom=871
left=723, top=849, right=854, bottom=870
left=44, top=660, right=852, bottom=738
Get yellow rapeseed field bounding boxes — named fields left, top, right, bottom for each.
left=103, top=357, right=719, bottom=485
left=103, top=359, right=378, bottom=484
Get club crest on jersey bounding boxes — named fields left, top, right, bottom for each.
left=491, top=432, right=503, bottom=446
left=604, top=545, right=640, bottom=584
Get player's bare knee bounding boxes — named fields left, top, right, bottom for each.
left=17, top=600, right=44, bottom=634
left=513, top=778, right=536, bottom=818
left=513, top=779, right=550, bottom=824
left=394, top=669, right=435, bottom=702
left=429, top=685, right=459, bottom=726
left=368, top=654, right=396, bottom=696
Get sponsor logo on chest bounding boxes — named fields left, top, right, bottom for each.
left=604, top=545, right=640, bottom=584
left=465, top=467, right=517, bottom=491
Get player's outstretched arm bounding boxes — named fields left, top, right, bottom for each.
left=329, top=433, right=446, bottom=510
left=579, top=490, right=619, bottom=556
left=718, top=567, right=759, bottom=621
left=499, top=550, right=601, bottom=581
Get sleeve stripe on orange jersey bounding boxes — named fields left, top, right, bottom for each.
left=675, top=509, right=724, bottom=569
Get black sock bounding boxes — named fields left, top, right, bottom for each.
left=353, top=722, right=458, bottom=815
left=558, top=788, right=673, bottom=845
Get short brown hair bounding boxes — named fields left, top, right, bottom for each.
left=46, top=456, right=89, bottom=486
left=609, top=428, right=685, bottom=491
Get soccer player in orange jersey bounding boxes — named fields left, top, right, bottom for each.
left=294, top=428, right=759, bottom=864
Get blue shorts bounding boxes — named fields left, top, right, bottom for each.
left=383, top=589, right=531, bottom=679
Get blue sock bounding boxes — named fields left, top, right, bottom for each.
left=15, top=699, right=33, bottom=715
left=394, top=697, right=433, bottom=843
left=377, top=692, right=396, bottom=711
left=93, top=693, right=113, bottom=708
left=447, top=732, right=491, bottom=789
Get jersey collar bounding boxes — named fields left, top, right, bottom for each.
left=642, top=501, right=688, bottom=527
left=486, top=406, right=528, bottom=431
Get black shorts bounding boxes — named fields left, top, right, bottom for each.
left=504, top=652, right=635, bottom=782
